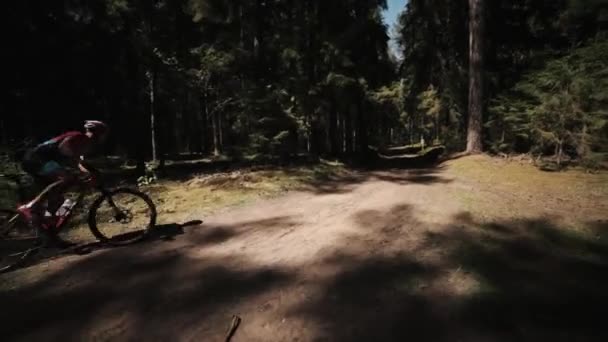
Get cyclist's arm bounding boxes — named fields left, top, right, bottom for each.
left=58, top=135, right=93, bottom=180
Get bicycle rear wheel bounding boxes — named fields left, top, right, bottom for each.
left=88, top=188, right=157, bottom=246
left=0, top=209, right=41, bottom=273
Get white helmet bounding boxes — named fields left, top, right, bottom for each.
left=84, top=120, right=109, bottom=135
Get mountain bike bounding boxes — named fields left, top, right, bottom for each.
left=0, top=166, right=157, bottom=273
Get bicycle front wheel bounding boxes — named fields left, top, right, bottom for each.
left=88, top=188, right=157, bottom=246
left=0, top=209, right=41, bottom=273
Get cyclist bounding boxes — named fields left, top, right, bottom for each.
left=17, top=120, right=109, bottom=245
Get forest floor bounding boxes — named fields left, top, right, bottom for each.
left=1, top=155, right=608, bottom=341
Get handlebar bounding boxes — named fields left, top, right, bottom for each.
left=78, top=162, right=104, bottom=189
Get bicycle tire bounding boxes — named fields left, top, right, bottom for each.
left=0, top=209, right=40, bottom=273
left=88, top=188, right=157, bottom=246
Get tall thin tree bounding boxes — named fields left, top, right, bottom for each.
left=148, top=70, right=158, bottom=161
left=466, top=0, right=484, bottom=153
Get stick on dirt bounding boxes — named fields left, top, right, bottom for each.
left=224, top=315, right=241, bottom=342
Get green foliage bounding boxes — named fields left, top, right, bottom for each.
left=417, top=85, right=442, bottom=143
left=4, top=0, right=607, bottom=165
left=490, top=41, right=608, bottom=162
left=137, top=162, right=159, bottom=186
left=397, top=0, right=608, bottom=155
left=491, top=41, right=608, bottom=167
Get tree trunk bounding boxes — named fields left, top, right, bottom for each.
left=193, top=95, right=204, bottom=153
left=148, top=70, right=158, bottom=162
left=466, top=0, right=484, bottom=154
left=239, top=4, right=245, bottom=49
left=345, top=105, right=354, bottom=154
left=341, top=111, right=346, bottom=154
left=125, top=33, right=145, bottom=174
left=201, top=89, right=209, bottom=153
left=579, top=123, right=589, bottom=157
left=356, top=100, right=368, bottom=153
left=0, top=116, right=7, bottom=147
left=183, top=91, right=192, bottom=153
left=329, top=100, right=338, bottom=156
left=436, top=112, right=440, bottom=143
left=254, top=0, right=264, bottom=63
left=175, top=106, right=183, bottom=154
left=557, top=141, right=563, bottom=167
left=218, top=112, right=223, bottom=152
left=212, top=110, right=219, bottom=156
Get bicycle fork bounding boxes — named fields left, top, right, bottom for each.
left=104, top=194, right=128, bottom=223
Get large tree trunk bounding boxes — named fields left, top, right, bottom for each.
left=305, top=0, right=319, bottom=155
left=466, top=0, right=484, bottom=154
left=125, top=31, right=145, bottom=174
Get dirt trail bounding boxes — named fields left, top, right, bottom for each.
left=1, top=161, right=607, bottom=341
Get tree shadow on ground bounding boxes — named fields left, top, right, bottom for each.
left=4, top=215, right=297, bottom=277
left=296, top=166, right=453, bottom=194
left=1, top=220, right=204, bottom=274
left=0, top=216, right=298, bottom=341
left=291, top=204, right=608, bottom=341
left=156, top=155, right=320, bottom=182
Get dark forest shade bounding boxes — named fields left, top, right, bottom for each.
left=1, top=0, right=607, bottom=166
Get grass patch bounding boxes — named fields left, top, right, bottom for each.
left=144, top=161, right=348, bottom=224
left=446, top=155, right=608, bottom=198
left=445, top=154, right=608, bottom=231
left=0, top=161, right=347, bottom=243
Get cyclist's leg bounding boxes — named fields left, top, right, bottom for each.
left=37, top=163, right=81, bottom=248
left=18, top=151, right=47, bottom=224
left=24, top=163, right=79, bottom=248
left=18, top=161, right=72, bottom=222
left=44, top=163, right=67, bottom=215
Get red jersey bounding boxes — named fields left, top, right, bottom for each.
left=34, top=131, right=92, bottom=165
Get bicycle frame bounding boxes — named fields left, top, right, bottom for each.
left=4, top=161, right=129, bottom=237
left=2, top=163, right=155, bottom=273
left=46, top=178, right=120, bottom=233
left=47, top=189, right=87, bottom=232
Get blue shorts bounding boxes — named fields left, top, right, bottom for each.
left=21, top=150, right=67, bottom=184
left=39, top=161, right=64, bottom=177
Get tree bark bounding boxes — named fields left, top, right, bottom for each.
left=466, top=0, right=484, bottom=154
left=579, top=123, right=589, bottom=157
left=356, top=99, right=368, bottom=153
left=0, top=116, right=7, bottom=147
left=239, top=3, right=245, bottom=49
left=201, top=84, right=210, bottom=153
left=218, top=111, right=223, bottom=152
left=345, top=105, right=354, bottom=154
left=557, top=141, right=563, bottom=167
left=175, top=106, right=182, bottom=153
left=148, top=69, right=158, bottom=162
left=436, top=112, right=440, bottom=143
left=340, top=111, right=346, bottom=154
left=212, top=109, right=219, bottom=156
left=329, top=99, right=339, bottom=156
